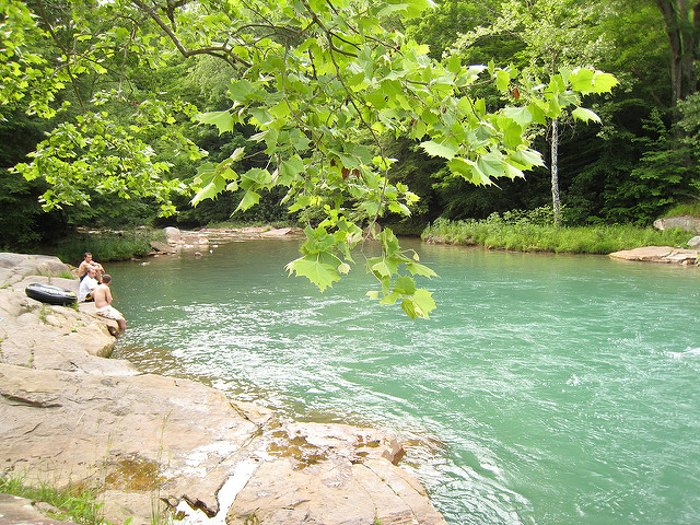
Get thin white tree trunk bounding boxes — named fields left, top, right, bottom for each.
left=551, top=118, right=561, bottom=226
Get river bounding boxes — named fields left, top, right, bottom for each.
left=110, top=238, right=700, bottom=525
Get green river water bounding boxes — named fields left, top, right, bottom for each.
left=110, top=238, right=700, bottom=525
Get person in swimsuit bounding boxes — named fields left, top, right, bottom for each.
left=78, top=252, right=105, bottom=282
left=93, top=274, right=126, bottom=334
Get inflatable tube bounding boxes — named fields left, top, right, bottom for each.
left=25, top=282, right=77, bottom=306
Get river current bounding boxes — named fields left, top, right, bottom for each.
left=110, top=238, right=700, bottom=525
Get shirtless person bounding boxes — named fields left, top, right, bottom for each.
left=93, top=274, right=126, bottom=334
left=78, top=252, right=105, bottom=282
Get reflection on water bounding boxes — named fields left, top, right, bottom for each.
left=110, top=240, right=700, bottom=525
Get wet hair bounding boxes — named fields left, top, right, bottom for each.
left=84, top=252, right=92, bottom=258
left=102, top=274, right=112, bottom=284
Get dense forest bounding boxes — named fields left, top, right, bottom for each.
left=2, top=0, right=699, bottom=314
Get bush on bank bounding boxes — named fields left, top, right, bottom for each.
left=53, top=228, right=166, bottom=266
left=421, top=214, right=693, bottom=254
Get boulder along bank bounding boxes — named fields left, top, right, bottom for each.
left=0, top=253, right=446, bottom=525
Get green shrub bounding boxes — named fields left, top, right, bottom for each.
left=53, top=229, right=165, bottom=265
left=663, top=201, right=700, bottom=218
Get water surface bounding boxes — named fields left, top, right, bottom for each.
left=110, top=239, right=700, bottom=525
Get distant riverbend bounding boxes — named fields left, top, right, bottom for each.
left=112, top=239, right=700, bottom=525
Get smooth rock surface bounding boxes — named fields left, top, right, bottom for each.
left=0, top=253, right=447, bottom=525
left=0, top=494, right=78, bottom=525
left=609, top=246, right=699, bottom=265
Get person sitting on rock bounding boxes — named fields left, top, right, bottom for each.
left=78, top=252, right=104, bottom=282
left=93, top=274, right=126, bottom=334
left=78, top=266, right=99, bottom=302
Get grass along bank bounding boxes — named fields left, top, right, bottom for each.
left=0, top=474, right=104, bottom=525
left=422, top=217, right=694, bottom=254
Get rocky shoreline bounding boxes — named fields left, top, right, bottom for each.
left=0, top=253, right=446, bottom=525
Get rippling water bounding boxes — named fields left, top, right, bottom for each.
left=110, top=239, right=700, bottom=525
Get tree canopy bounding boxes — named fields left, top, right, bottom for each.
left=2, top=0, right=618, bottom=317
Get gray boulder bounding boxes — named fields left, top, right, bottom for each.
left=0, top=253, right=71, bottom=287
left=653, top=215, right=700, bottom=233
left=163, top=226, right=182, bottom=244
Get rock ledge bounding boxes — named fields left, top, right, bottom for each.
left=609, top=246, right=699, bottom=265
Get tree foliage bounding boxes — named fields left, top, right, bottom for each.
left=2, top=0, right=617, bottom=317
left=449, top=0, right=618, bottom=225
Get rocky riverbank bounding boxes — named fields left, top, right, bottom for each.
left=0, top=253, right=446, bottom=525
left=608, top=245, right=699, bottom=265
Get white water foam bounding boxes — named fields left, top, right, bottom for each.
left=178, top=460, right=258, bottom=525
left=666, top=347, right=700, bottom=360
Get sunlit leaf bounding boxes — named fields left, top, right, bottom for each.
left=420, top=140, right=458, bottom=160
left=572, top=107, right=601, bottom=124
left=286, top=255, right=341, bottom=291
left=195, top=111, right=234, bottom=135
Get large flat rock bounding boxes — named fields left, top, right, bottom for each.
left=609, top=246, right=699, bottom=265
left=0, top=363, right=260, bottom=523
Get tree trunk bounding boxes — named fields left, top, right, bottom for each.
left=656, top=0, right=700, bottom=106
left=550, top=118, right=561, bottom=226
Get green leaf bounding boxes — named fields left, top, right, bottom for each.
left=371, top=259, right=393, bottom=278
left=235, top=190, right=260, bottom=212
left=196, top=111, right=234, bottom=135
left=420, top=140, right=458, bottom=160
left=503, top=162, right=525, bottom=180
left=527, top=101, right=547, bottom=124
left=510, top=149, right=544, bottom=168
left=403, top=0, right=437, bottom=18
left=446, top=157, right=475, bottom=182
left=477, top=152, right=506, bottom=180
left=503, top=107, right=532, bottom=127
left=389, top=202, right=411, bottom=216
left=572, top=107, right=601, bottom=124
left=405, top=260, right=438, bottom=278
left=400, top=289, right=437, bottom=319
left=228, top=80, right=259, bottom=102
left=286, top=255, right=341, bottom=291
left=278, top=156, right=304, bottom=186
left=229, top=147, right=245, bottom=162
left=289, top=129, right=311, bottom=151
left=377, top=3, right=409, bottom=18
left=591, top=71, right=619, bottom=93
left=380, top=291, right=402, bottom=305
left=495, top=69, right=511, bottom=93
left=393, top=275, right=417, bottom=295
left=569, top=68, right=618, bottom=95
left=191, top=174, right=225, bottom=207
left=569, top=68, right=595, bottom=94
